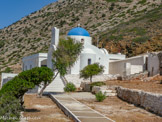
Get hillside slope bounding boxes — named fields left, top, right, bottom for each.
left=0, top=0, right=161, bottom=73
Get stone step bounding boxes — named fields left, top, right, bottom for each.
left=43, top=74, right=65, bottom=93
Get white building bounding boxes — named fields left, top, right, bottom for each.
left=22, top=53, right=47, bottom=71
left=17, top=26, right=126, bottom=92
left=1, top=73, right=18, bottom=88
left=3, top=26, right=161, bottom=93
left=109, top=54, right=148, bottom=76
left=23, top=26, right=125, bottom=75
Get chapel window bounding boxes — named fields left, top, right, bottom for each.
left=25, top=66, right=27, bottom=71
left=88, top=59, right=91, bottom=65
left=30, top=65, right=32, bottom=69
left=81, top=39, right=84, bottom=43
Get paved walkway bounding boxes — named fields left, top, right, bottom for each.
left=50, top=93, right=114, bottom=122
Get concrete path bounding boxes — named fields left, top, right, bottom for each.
left=50, top=93, right=114, bottom=122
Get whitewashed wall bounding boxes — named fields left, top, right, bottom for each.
left=109, top=55, right=147, bottom=76
left=22, top=53, right=47, bottom=71
left=131, top=65, right=143, bottom=74
left=148, top=53, right=160, bottom=76
left=1, top=73, right=18, bottom=88
left=70, top=40, right=109, bottom=74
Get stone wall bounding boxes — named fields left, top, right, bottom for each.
left=116, top=87, right=162, bottom=116
left=121, top=71, right=148, bottom=81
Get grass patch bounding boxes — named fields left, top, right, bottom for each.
left=132, top=36, right=150, bottom=43
left=125, top=27, right=147, bottom=36
left=90, top=82, right=106, bottom=91
left=138, top=0, right=146, bottom=5
left=109, top=35, right=123, bottom=42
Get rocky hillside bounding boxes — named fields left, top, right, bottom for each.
left=0, top=0, right=161, bottom=73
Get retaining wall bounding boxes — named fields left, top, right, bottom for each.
left=116, top=87, right=162, bottom=116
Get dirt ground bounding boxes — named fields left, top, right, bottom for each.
left=77, top=96, right=162, bottom=122
left=105, top=76, right=162, bottom=94
left=23, top=94, right=72, bottom=122
left=22, top=75, right=162, bottom=122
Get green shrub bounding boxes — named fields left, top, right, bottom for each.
left=106, top=0, right=118, bottom=2
left=0, top=40, right=5, bottom=48
left=90, top=82, right=106, bottom=90
left=95, top=91, right=106, bottom=102
left=0, top=67, right=53, bottom=103
left=0, top=77, right=34, bottom=99
left=64, top=82, right=76, bottom=92
left=138, top=0, right=146, bottom=4
left=18, top=67, right=53, bottom=86
left=91, top=82, right=106, bottom=87
left=3, top=67, right=13, bottom=73
left=0, top=93, right=22, bottom=121
left=102, top=14, right=106, bottom=17
left=132, top=36, right=150, bottom=43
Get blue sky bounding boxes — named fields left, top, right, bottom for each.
left=0, top=0, right=57, bottom=29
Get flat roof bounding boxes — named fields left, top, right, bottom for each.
left=110, top=54, right=148, bottom=63
left=22, top=53, right=47, bottom=61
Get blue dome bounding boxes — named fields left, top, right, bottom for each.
left=67, top=27, right=90, bottom=37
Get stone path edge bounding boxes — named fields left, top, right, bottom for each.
left=49, top=94, right=81, bottom=122
left=69, top=97, right=115, bottom=122
left=49, top=94, right=115, bottom=122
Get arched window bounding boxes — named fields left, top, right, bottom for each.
left=81, top=38, right=84, bottom=43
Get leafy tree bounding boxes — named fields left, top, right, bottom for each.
left=80, top=63, right=104, bottom=83
left=18, top=67, right=53, bottom=97
left=0, top=67, right=53, bottom=100
left=29, top=38, right=82, bottom=96
left=52, top=38, right=83, bottom=76
left=36, top=67, right=53, bottom=97
left=0, top=67, right=53, bottom=119
left=0, top=77, right=34, bottom=104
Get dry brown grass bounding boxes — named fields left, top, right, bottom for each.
left=105, top=76, right=162, bottom=94
left=23, top=94, right=73, bottom=122
left=78, top=96, right=162, bottom=122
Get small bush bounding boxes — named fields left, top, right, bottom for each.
left=0, top=93, right=22, bottom=121
left=64, top=82, right=76, bottom=92
left=160, top=80, right=162, bottom=84
left=91, top=82, right=106, bottom=87
left=132, top=36, right=150, bottom=43
left=90, top=82, right=106, bottom=90
left=95, top=91, right=106, bottom=102
left=3, top=67, right=13, bottom=73
left=138, top=0, right=146, bottom=4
